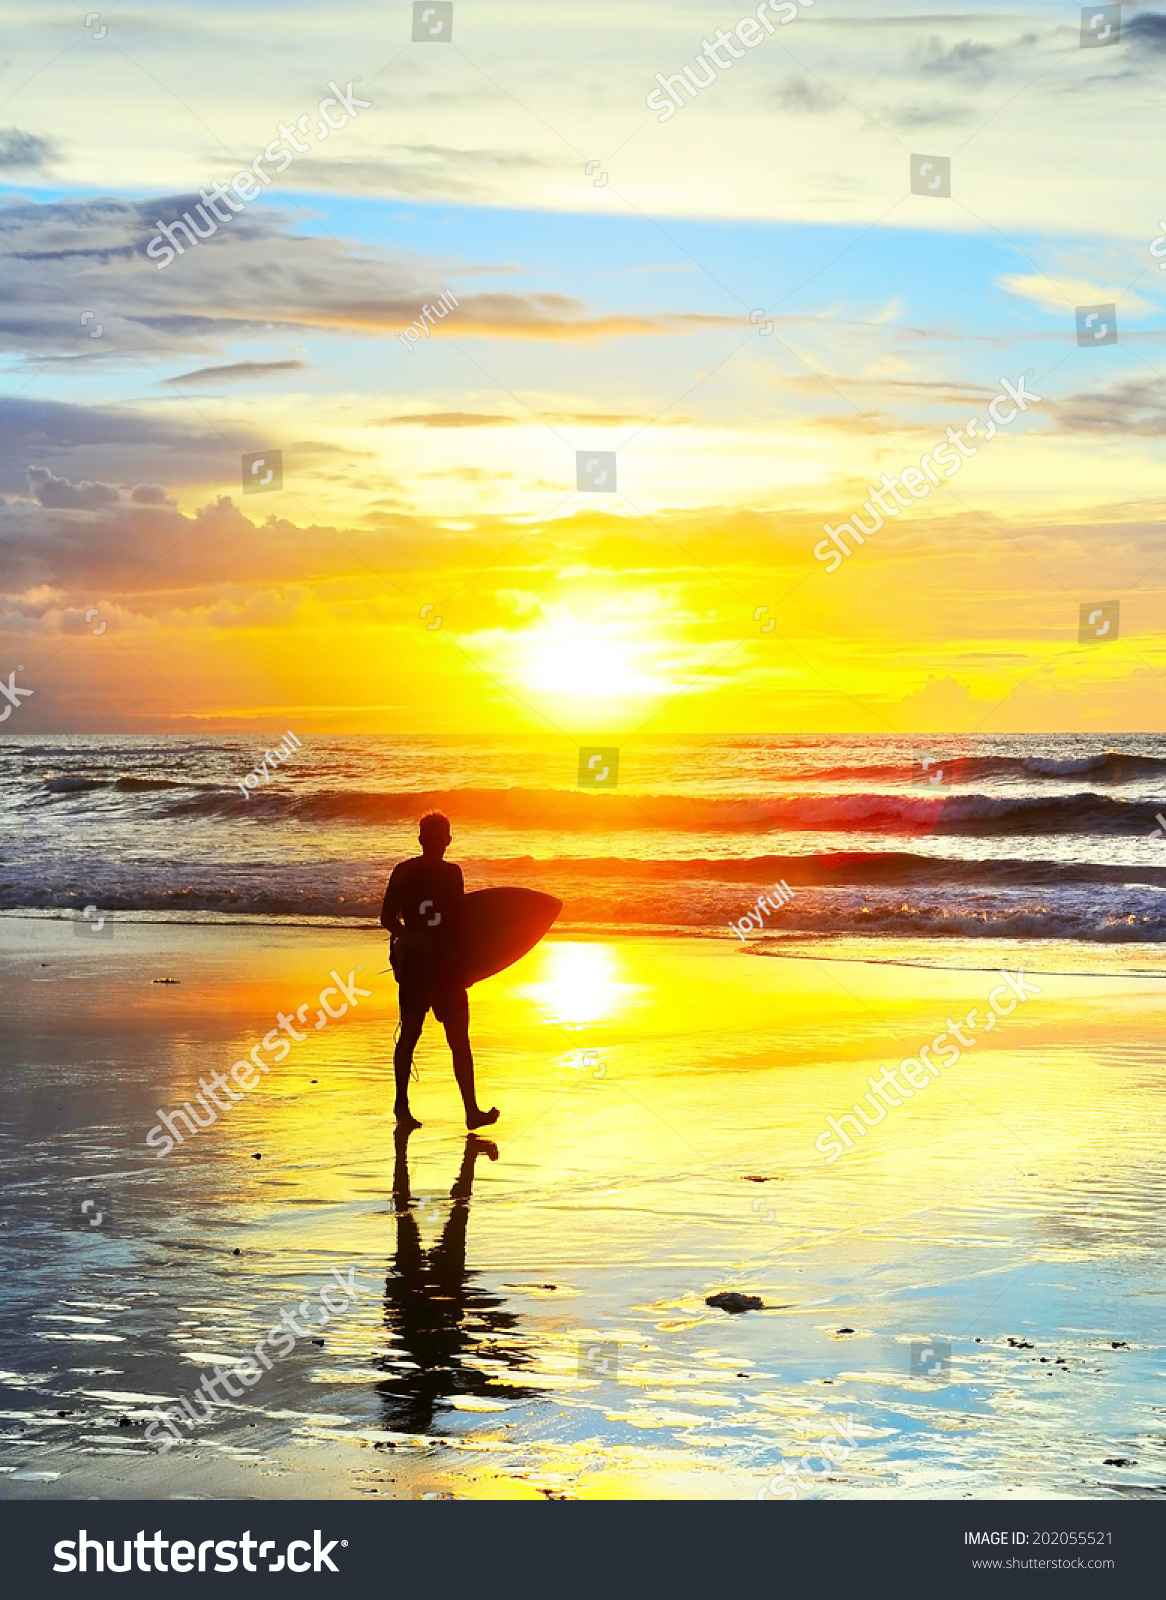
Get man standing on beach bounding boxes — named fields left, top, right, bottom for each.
left=380, top=812, right=499, bottom=1132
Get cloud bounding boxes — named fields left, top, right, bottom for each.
left=27, top=466, right=120, bottom=511
left=23, top=469, right=173, bottom=521
left=300, top=145, right=551, bottom=201
left=0, top=195, right=735, bottom=367
left=0, top=128, right=60, bottom=170
left=997, top=272, right=1150, bottom=317
left=773, top=77, right=835, bottom=114
left=918, top=38, right=997, bottom=77
left=1128, top=13, right=1166, bottom=53
left=377, top=409, right=682, bottom=430
left=0, top=396, right=246, bottom=499
left=895, top=674, right=977, bottom=729
left=378, top=412, right=519, bottom=429
left=541, top=412, right=673, bottom=427
left=164, top=360, right=306, bottom=386
left=885, top=102, right=976, bottom=128
left=130, top=483, right=176, bottom=505
left=197, top=587, right=309, bottom=630
left=1047, top=377, right=1166, bottom=436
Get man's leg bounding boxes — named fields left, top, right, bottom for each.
left=394, top=1001, right=426, bottom=1128
left=440, top=991, right=498, bottom=1130
left=431, top=1136, right=498, bottom=1286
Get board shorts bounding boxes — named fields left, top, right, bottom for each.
left=391, top=932, right=468, bottom=1027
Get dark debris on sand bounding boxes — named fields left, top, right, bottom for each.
left=706, top=1292, right=764, bottom=1314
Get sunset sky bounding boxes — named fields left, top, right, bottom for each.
left=4, top=0, right=1166, bottom=735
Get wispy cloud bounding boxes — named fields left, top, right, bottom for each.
left=164, top=360, right=306, bottom=386
left=0, top=128, right=60, bottom=170
left=0, top=197, right=736, bottom=367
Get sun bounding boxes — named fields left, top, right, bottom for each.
left=523, top=616, right=663, bottom=701
left=518, top=941, right=641, bottom=1026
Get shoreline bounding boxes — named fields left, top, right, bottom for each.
left=6, top=907, right=1166, bottom=981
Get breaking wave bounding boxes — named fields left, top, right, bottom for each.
left=135, top=786, right=1166, bottom=836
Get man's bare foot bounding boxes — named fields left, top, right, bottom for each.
left=466, top=1106, right=499, bottom=1130
left=395, top=1106, right=423, bottom=1132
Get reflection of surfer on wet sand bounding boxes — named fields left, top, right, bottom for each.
left=379, top=811, right=562, bottom=1131
left=377, top=1126, right=538, bottom=1437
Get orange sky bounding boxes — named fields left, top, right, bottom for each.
left=3, top=2, right=1166, bottom=735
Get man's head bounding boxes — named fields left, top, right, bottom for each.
left=418, top=811, right=451, bottom=858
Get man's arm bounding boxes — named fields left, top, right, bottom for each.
left=380, top=866, right=404, bottom=932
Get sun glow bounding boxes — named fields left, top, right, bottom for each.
left=523, top=617, right=664, bottom=701
left=519, top=941, right=639, bottom=1026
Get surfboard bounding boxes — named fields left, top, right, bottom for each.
left=459, top=887, right=562, bottom=987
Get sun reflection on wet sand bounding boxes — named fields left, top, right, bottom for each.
left=515, top=940, right=644, bottom=1027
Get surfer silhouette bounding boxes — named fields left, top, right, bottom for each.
left=381, top=812, right=499, bottom=1131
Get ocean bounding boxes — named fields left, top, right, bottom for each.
left=4, top=732, right=1166, bottom=971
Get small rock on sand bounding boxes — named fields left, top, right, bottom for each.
left=706, top=1292, right=764, bottom=1314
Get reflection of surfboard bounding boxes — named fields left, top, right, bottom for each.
left=460, top=888, right=562, bottom=987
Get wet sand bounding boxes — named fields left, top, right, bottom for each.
left=1, top=917, right=1164, bottom=1500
